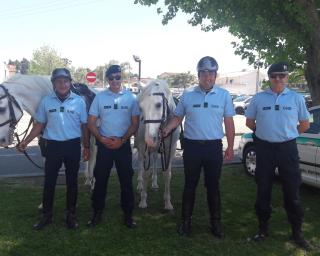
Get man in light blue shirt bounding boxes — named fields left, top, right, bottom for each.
left=245, top=62, right=310, bottom=249
left=87, top=65, right=140, bottom=228
left=18, top=68, right=89, bottom=230
left=163, top=56, right=235, bottom=238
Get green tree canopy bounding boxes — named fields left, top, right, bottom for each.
left=158, top=72, right=197, bottom=88
left=29, top=45, right=71, bottom=75
left=135, top=0, right=320, bottom=105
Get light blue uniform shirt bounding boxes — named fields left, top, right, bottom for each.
left=36, top=92, right=87, bottom=141
left=245, top=88, right=310, bottom=142
left=89, top=88, right=140, bottom=137
left=174, top=85, right=235, bottom=140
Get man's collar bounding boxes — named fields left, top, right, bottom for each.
left=51, top=91, right=75, bottom=99
left=266, top=87, right=289, bottom=95
left=106, top=87, right=125, bottom=95
left=195, top=85, right=216, bottom=94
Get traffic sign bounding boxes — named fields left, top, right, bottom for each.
left=86, top=72, right=96, bottom=83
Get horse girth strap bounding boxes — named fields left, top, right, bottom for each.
left=0, top=84, right=23, bottom=128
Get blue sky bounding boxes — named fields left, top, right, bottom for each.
left=0, top=0, right=253, bottom=78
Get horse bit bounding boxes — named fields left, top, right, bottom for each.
left=142, top=92, right=173, bottom=171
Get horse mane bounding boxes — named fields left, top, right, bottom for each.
left=71, top=82, right=96, bottom=111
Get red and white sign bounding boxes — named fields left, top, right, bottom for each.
left=86, top=72, right=96, bottom=83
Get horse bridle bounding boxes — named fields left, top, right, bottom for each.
left=0, top=84, right=23, bottom=128
left=143, top=92, right=170, bottom=125
left=142, top=92, right=173, bottom=172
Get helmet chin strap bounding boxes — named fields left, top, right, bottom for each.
left=54, top=89, right=70, bottom=101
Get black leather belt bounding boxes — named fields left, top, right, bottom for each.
left=184, top=138, right=221, bottom=145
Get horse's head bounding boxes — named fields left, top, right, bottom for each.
left=0, top=85, right=23, bottom=147
left=138, top=80, right=172, bottom=148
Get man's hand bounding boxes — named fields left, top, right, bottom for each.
left=162, top=127, right=172, bottom=138
left=224, top=146, right=234, bottom=161
left=100, top=137, right=122, bottom=149
left=17, top=140, right=28, bottom=152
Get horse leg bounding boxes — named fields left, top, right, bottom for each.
left=136, top=153, right=144, bottom=192
left=139, top=169, right=150, bottom=208
left=151, top=152, right=159, bottom=190
left=163, top=162, right=173, bottom=210
left=84, top=136, right=96, bottom=190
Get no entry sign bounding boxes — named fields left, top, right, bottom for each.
left=86, top=72, right=96, bottom=83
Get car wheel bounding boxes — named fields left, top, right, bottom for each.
left=243, top=145, right=256, bottom=176
left=235, top=107, right=244, bottom=115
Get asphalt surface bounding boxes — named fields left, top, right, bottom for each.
left=0, top=113, right=249, bottom=178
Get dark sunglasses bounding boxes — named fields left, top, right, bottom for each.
left=108, top=75, right=121, bottom=81
left=270, top=74, right=287, bottom=79
left=199, top=70, right=216, bottom=75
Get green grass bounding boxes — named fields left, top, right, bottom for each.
left=0, top=165, right=319, bottom=256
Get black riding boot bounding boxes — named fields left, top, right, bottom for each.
left=66, top=208, right=79, bottom=229
left=291, top=224, right=310, bottom=250
left=207, top=190, right=224, bottom=239
left=87, top=210, right=103, bottom=228
left=33, top=212, right=53, bottom=230
left=124, top=212, right=137, bottom=229
left=252, top=218, right=268, bottom=242
left=177, top=189, right=195, bottom=236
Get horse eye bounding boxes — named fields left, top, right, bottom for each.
left=155, top=102, right=162, bottom=109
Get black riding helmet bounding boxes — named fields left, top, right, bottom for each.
left=51, top=68, right=72, bottom=83
left=197, top=56, right=219, bottom=75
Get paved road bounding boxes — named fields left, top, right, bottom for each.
left=0, top=113, right=249, bottom=178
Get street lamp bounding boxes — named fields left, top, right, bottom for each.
left=133, top=55, right=141, bottom=81
left=3, top=62, right=6, bottom=80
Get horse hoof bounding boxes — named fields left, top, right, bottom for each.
left=164, top=204, right=174, bottom=211
left=139, top=202, right=147, bottom=208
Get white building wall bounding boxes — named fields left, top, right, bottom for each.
left=216, top=70, right=267, bottom=95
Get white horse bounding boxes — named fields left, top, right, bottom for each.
left=135, top=79, right=180, bottom=210
left=0, top=74, right=96, bottom=186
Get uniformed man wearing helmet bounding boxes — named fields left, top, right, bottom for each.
left=245, top=62, right=310, bottom=249
left=162, top=56, right=235, bottom=238
left=18, top=68, right=90, bottom=230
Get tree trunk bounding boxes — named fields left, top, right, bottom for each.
left=295, top=0, right=320, bottom=106
left=305, top=47, right=320, bottom=106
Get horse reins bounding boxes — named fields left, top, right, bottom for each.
left=0, top=84, right=43, bottom=169
left=143, top=92, right=173, bottom=172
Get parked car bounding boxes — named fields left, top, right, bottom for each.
left=303, top=94, right=313, bottom=108
left=230, top=93, right=244, bottom=101
left=238, top=105, right=320, bottom=188
left=233, top=95, right=252, bottom=115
